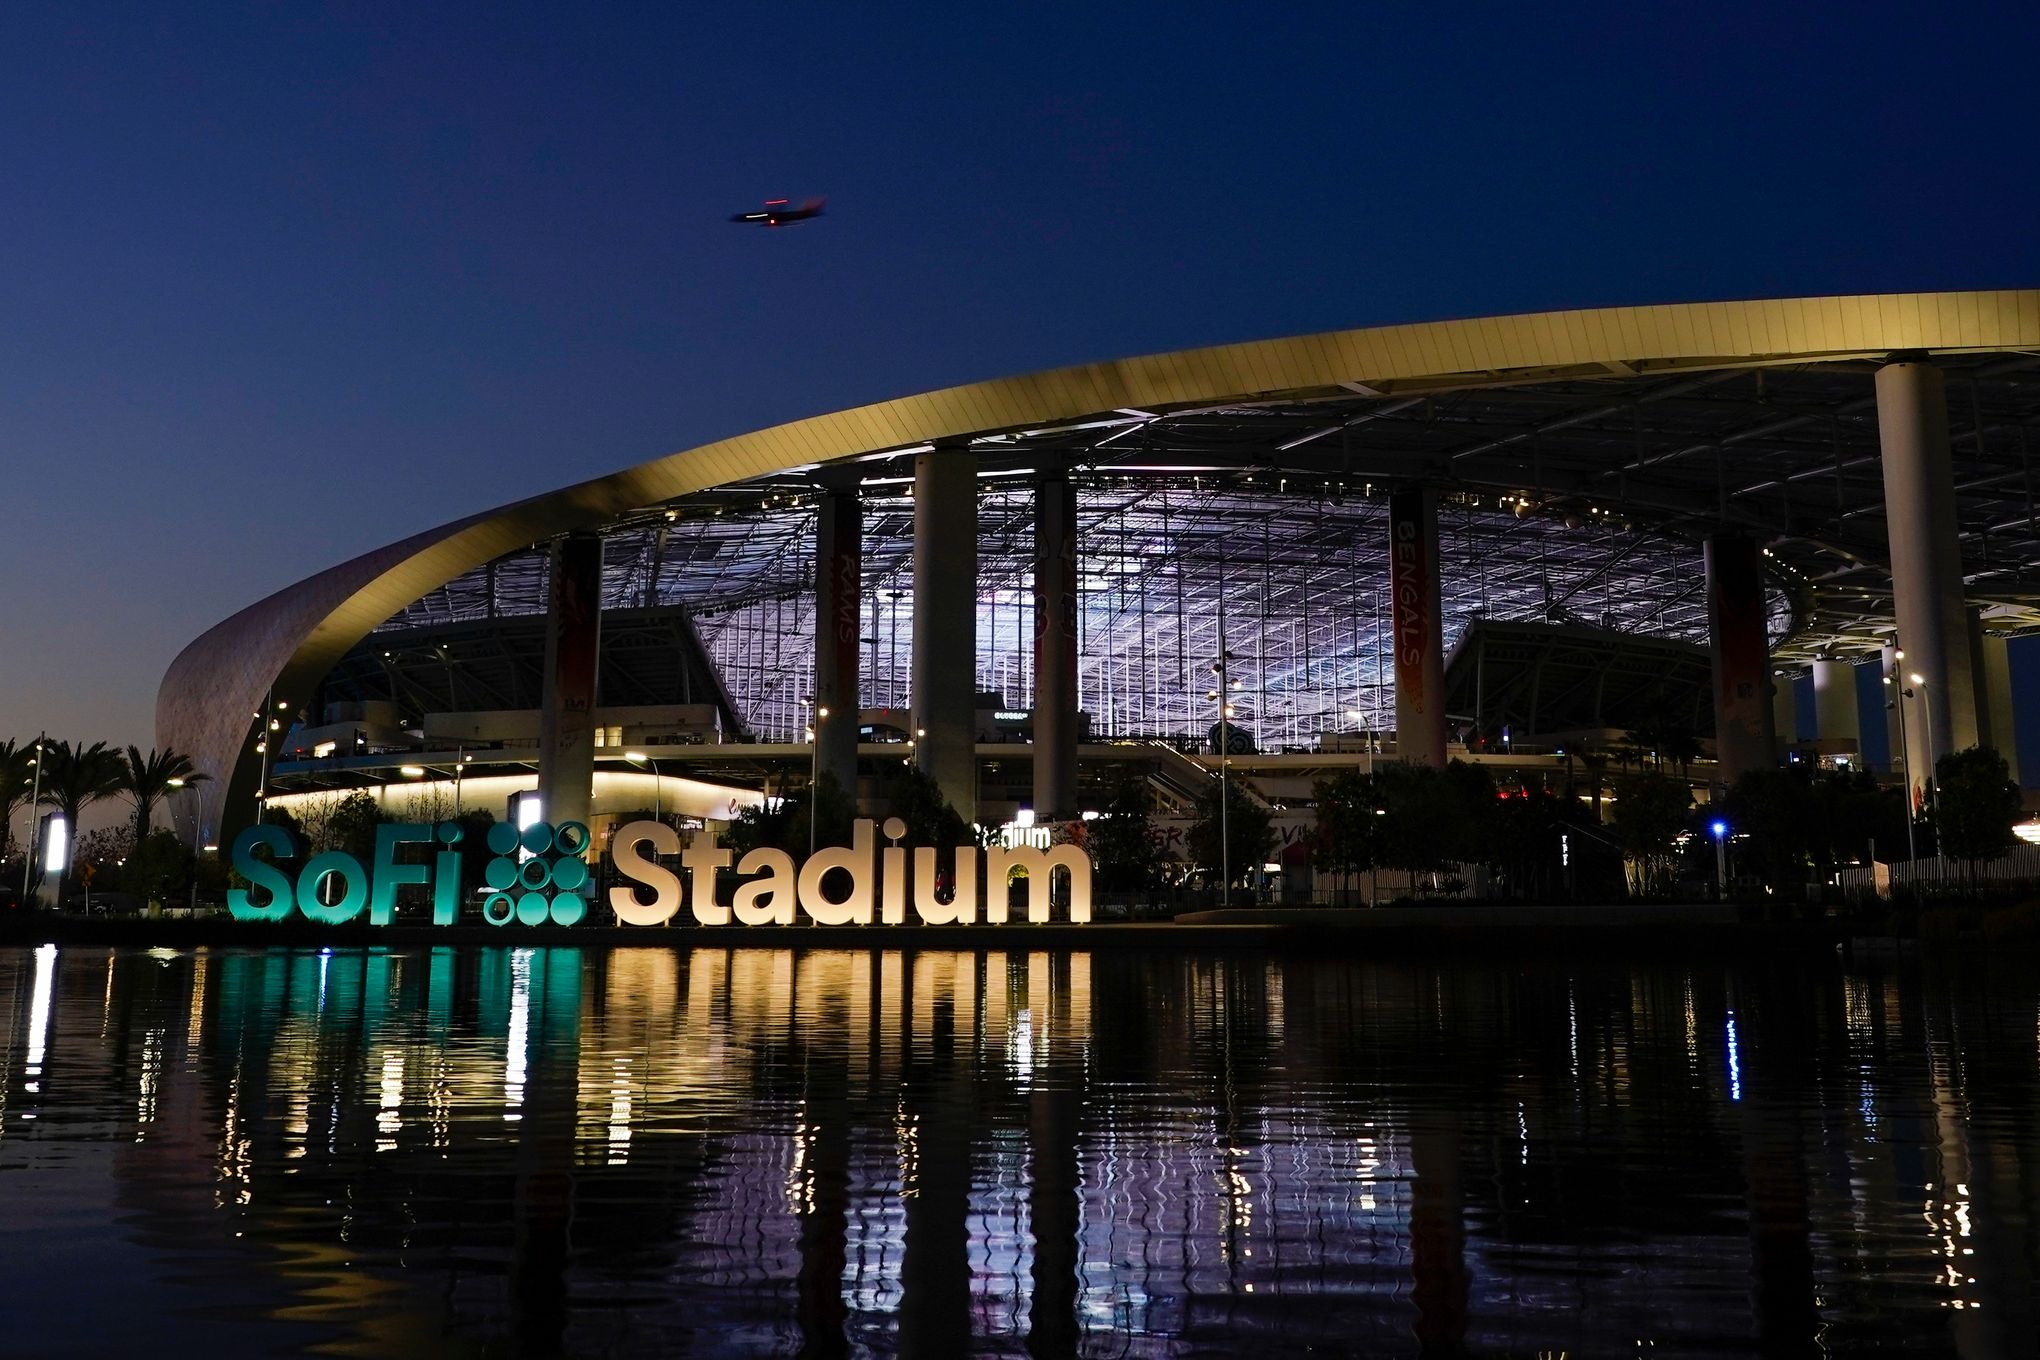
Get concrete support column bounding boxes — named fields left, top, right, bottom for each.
left=1967, top=611, right=1992, bottom=758
left=1772, top=670, right=1800, bottom=754
left=537, top=531, right=602, bottom=829
left=813, top=474, right=862, bottom=798
left=1812, top=658, right=1861, bottom=754
left=1705, top=532, right=1774, bottom=785
left=1388, top=486, right=1447, bottom=767
left=1977, top=630, right=2022, bottom=784
left=1877, top=362, right=1980, bottom=788
left=1032, top=466, right=1079, bottom=819
left=913, top=445, right=978, bottom=822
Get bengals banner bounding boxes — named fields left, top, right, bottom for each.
left=1388, top=488, right=1447, bottom=766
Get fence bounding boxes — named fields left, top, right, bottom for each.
left=1835, top=842, right=2040, bottom=897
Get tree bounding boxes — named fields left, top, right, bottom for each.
left=1437, top=759, right=1502, bottom=868
left=325, top=791, right=386, bottom=861
left=126, top=830, right=197, bottom=908
left=1311, top=768, right=1380, bottom=904
left=37, top=740, right=124, bottom=907
left=1934, top=746, right=2022, bottom=885
left=1088, top=775, right=1163, bottom=894
left=1371, top=762, right=1454, bottom=888
left=115, top=745, right=207, bottom=839
left=724, top=795, right=797, bottom=857
left=1186, top=777, right=1273, bottom=901
left=1723, top=767, right=1818, bottom=895
left=877, top=764, right=970, bottom=848
left=725, top=772, right=860, bottom=857
left=1, top=739, right=41, bottom=862
left=1611, top=772, right=1692, bottom=898
left=1807, top=769, right=1905, bottom=873
left=1578, top=747, right=1611, bottom=821
left=76, top=826, right=136, bottom=899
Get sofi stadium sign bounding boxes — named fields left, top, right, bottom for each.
left=228, top=817, right=1093, bottom=927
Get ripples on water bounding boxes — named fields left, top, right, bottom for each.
left=1, top=943, right=2037, bottom=1357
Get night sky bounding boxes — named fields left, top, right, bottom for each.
left=5, top=3, right=2038, bottom=769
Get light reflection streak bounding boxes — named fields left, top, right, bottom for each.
left=1568, top=986, right=1580, bottom=1083
left=1726, top=1011, right=1742, bottom=1102
left=895, top=1098, right=920, bottom=1199
left=785, top=1101, right=813, bottom=1211
left=24, top=943, right=56, bottom=1098
left=185, top=950, right=208, bottom=1059
left=376, top=1048, right=405, bottom=1152
left=135, top=1027, right=163, bottom=1137
left=607, top=1056, right=633, bottom=1165
left=503, top=948, right=532, bottom=1121
left=215, top=1070, right=253, bottom=1208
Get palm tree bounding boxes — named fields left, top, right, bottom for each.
left=117, top=746, right=208, bottom=839
left=1579, top=745, right=1611, bottom=822
left=38, top=740, right=124, bottom=907
left=1, top=739, right=40, bottom=863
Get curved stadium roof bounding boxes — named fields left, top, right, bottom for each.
left=161, top=291, right=2040, bottom=835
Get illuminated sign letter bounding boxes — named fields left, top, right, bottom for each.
left=368, top=824, right=433, bottom=925
left=610, top=820, right=683, bottom=926
left=797, top=817, right=875, bottom=925
left=432, top=823, right=465, bottom=925
left=982, top=844, right=1093, bottom=923
left=880, top=818, right=907, bottom=924
left=682, top=836, right=733, bottom=925
left=297, top=850, right=369, bottom=925
left=913, top=845, right=978, bottom=924
left=228, top=824, right=296, bottom=922
left=734, top=848, right=797, bottom=924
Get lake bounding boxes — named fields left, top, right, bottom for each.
left=2, top=942, right=2036, bottom=1357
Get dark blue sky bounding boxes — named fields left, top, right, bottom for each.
left=4, top=2, right=2038, bottom=753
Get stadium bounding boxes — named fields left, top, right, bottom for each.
left=158, top=291, right=2040, bottom=892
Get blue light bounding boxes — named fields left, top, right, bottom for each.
left=1711, top=820, right=1728, bottom=840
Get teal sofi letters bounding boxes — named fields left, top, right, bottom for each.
left=227, top=824, right=296, bottom=922
left=368, top=823, right=434, bottom=925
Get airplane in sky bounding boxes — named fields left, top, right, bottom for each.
left=730, top=197, right=826, bottom=227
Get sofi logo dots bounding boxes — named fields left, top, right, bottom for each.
left=482, top=820, right=592, bottom=926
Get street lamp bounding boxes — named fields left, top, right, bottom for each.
left=624, top=750, right=662, bottom=823
left=169, top=777, right=205, bottom=913
left=1884, top=659, right=1917, bottom=860
left=805, top=704, right=830, bottom=856
left=1711, top=819, right=1729, bottom=901
left=19, top=733, right=44, bottom=902
left=252, top=693, right=287, bottom=825
left=1208, top=650, right=1239, bottom=907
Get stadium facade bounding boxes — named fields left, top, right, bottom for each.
left=159, top=292, right=2040, bottom=862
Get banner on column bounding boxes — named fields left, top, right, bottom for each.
left=1389, top=489, right=1433, bottom=715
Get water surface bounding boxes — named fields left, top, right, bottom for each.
left=2, top=943, right=2036, bottom=1357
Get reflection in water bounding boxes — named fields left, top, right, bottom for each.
left=2, top=944, right=2039, bottom=1356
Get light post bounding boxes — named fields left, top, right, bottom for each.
left=253, top=693, right=287, bottom=825
left=1344, top=710, right=1377, bottom=775
left=20, top=733, right=44, bottom=901
left=624, top=750, right=663, bottom=824
left=807, top=705, right=829, bottom=856
left=1711, top=818, right=1729, bottom=901
left=1884, top=654, right=1916, bottom=860
left=169, top=777, right=203, bottom=913
left=1207, top=650, right=1240, bottom=907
